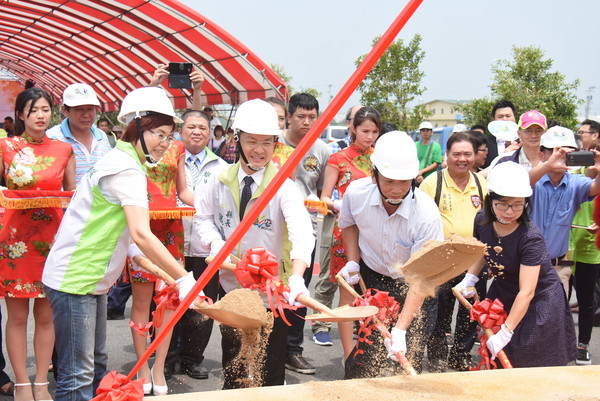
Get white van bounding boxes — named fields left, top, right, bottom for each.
left=320, top=125, right=347, bottom=143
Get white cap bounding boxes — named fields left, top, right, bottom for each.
left=371, top=131, right=419, bottom=180
left=488, top=120, right=519, bottom=141
left=418, top=121, right=433, bottom=130
left=452, top=123, right=468, bottom=133
left=232, top=99, right=280, bottom=136
left=487, top=162, right=532, bottom=197
left=117, top=87, right=183, bottom=125
left=63, top=83, right=100, bottom=107
left=540, top=126, right=578, bottom=149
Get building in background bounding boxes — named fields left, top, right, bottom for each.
left=421, top=99, right=466, bottom=127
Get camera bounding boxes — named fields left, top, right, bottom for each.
left=168, top=62, right=193, bottom=89
left=566, top=151, right=595, bottom=166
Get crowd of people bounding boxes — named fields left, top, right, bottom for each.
left=0, top=66, right=597, bottom=401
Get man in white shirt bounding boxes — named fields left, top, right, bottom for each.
left=166, top=110, right=229, bottom=380
left=338, top=131, right=443, bottom=377
left=195, top=99, right=314, bottom=388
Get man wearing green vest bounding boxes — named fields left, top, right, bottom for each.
left=195, top=99, right=314, bottom=388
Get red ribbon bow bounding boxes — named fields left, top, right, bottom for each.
left=351, top=289, right=401, bottom=359
left=129, top=281, right=213, bottom=337
left=470, top=298, right=507, bottom=370
left=91, top=371, right=144, bottom=401
left=235, top=247, right=299, bottom=325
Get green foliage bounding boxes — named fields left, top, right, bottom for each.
left=355, top=34, right=430, bottom=131
left=270, top=64, right=322, bottom=99
left=460, top=46, right=582, bottom=129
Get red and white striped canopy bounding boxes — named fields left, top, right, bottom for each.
left=0, top=0, right=288, bottom=111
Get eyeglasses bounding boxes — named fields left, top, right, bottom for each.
left=241, top=138, right=275, bottom=149
left=493, top=202, right=526, bottom=212
left=478, top=147, right=488, bottom=152
left=578, top=130, right=597, bottom=135
left=149, top=130, right=176, bottom=144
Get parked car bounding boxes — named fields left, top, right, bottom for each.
left=320, top=125, right=347, bottom=143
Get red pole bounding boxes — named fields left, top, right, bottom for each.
left=127, top=0, right=424, bottom=381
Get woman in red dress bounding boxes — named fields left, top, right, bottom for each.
left=127, top=138, right=193, bottom=396
left=0, top=88, right=75, bottom=401
left=320, top=106, right=381, bottom=360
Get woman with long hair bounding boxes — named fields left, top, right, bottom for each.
left=0, top=87, right=76, bottom=401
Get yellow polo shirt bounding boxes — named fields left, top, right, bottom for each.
left=420, top=169, right=486, bottom=238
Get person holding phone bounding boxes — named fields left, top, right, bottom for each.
left=149, top=63, right=204, bottom=112
left=528, top=126, right=600, bottom=296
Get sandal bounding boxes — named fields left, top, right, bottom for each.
left=13, top=383, right=32, bottom=401
left=33, top=382, right=52, bottom=401
left=0, top=381, right=14, bottom=396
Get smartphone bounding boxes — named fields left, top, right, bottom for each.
left=168, top=62, right=193, bottom=89
left=566, top=151, right=595, bottom=166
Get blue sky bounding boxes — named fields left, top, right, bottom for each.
left=182, top=0, right=599, bottom=120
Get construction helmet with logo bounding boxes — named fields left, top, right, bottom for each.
left=371, top=131, right=419, bottom=180
left=117, top=87, right=183, bottom=125
left=487, top=161, right=532, bottom=197
left=232, top=99, right=280, bottom=137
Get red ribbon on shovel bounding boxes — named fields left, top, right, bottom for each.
left=470, top=298, right=509, bottom=370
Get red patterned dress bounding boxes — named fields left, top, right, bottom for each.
left=128, top=141, right=187, bottom=283
left=329, top=144, right=374, bottom=281
left=0, top=133, right=73, bottom=298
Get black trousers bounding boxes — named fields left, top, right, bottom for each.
left=574, top=261, right=600, bottom=345
left=221, top=308, right=291, bottom=389
left=426, top=271, right=487, bottom=362
left=167, top=256, right=220, bottom=367
left=286, top=243, right=316, bottom=356
left=344, top=262, right=437, bottom=378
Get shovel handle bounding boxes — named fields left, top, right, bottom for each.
left=451, top=287, right=513, bottom=369
left=132, top=255, right=176, bottom=285
left=336, top=274, right=417, bottom=376
left=204, top=255, right=237, bottom=271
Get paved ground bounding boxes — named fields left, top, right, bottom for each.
left=0, top=282, right=598, bottom=399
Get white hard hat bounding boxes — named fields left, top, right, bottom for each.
left=540, top=126, right=578, bottom=149
left=63, top=83, right=100, bottom=107
left=452, top=123, right=468, bottom=133
left=371, top=131, right=419, bottom=180
left=487, top=162, right=532, bottom=197
left=117, top=87, right=183, bottom=125
left=418, top=121, right=433, bottom=130
left=232, top=99, right=280, bottom=136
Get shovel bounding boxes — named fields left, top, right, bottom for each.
left=133, top=255, right=266, bottom=329
left=336, top=274, right=417, bottom=376
left=399, top=235, right=486, bottom=297
left=206, top=255, right=353, bottom=320
left=451, top=287, right=513, bottom=369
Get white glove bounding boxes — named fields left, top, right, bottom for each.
left=333, top=199, right=343, bottom=212
left=456, top=272, right=479, bottom=298
left=285, top=274, right=309, bottom=306
left=127, top=243, right=148, bottom=273
left=383, top=327, right=407, bottom=362
left=175, top=271, right=199, bottom=308
left=339, top=260, right=360, bottom=285
left=486, top=324, right=513, bottom=359
left=209, top=239, right=231, bottom=263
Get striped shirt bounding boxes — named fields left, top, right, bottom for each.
left=47, top=118, right=112, bottom=186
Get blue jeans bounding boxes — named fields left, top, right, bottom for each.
left=45, top=286, right=108, bottom=401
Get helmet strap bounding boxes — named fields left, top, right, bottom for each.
left=373, top=168, right=414, bottom=205
left=135, top=117, right=155, bottom=164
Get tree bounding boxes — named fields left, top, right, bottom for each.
left=270, top=63, right=322, bottom=99
left=460, top=46, right=582, bottom=129
left=355, top=34, right=430, bottom=131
